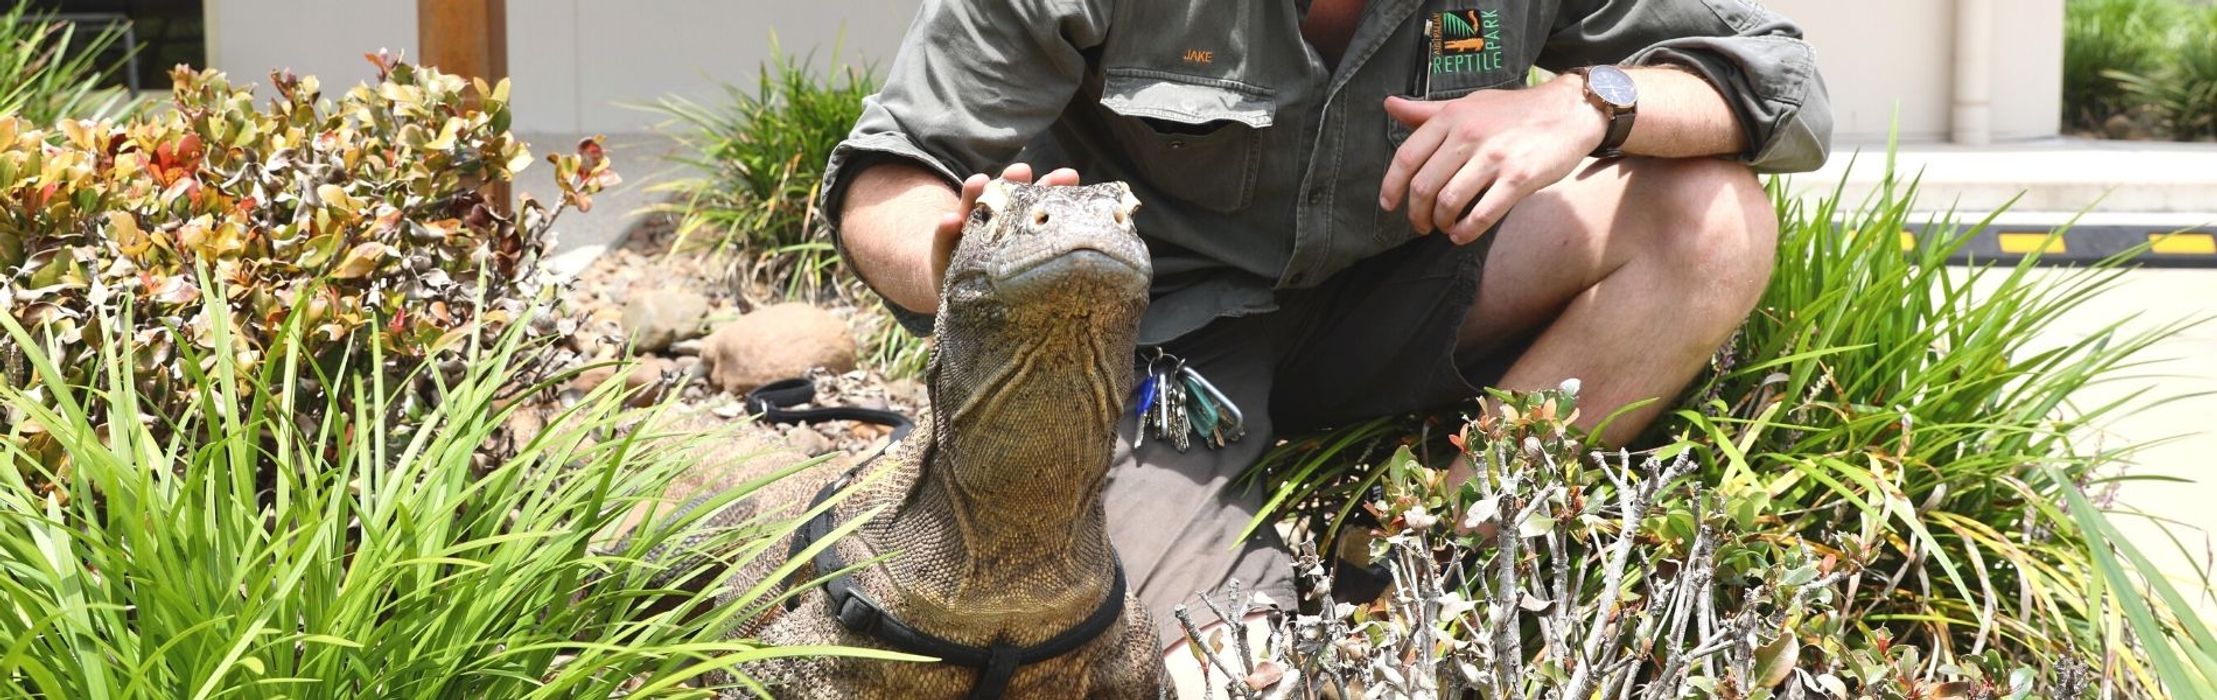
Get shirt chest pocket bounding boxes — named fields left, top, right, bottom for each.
left=1098, top=68, right=1277, bottom=214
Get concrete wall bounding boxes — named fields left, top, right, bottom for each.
left=205, top=0, right=916, bottom=134
left=206, top=0, right=2064, bottom=144
left=1768, top=0, right=2064, bottom=143
left=205, top=1, right=419, bottom=96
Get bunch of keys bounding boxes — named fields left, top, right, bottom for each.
left=1133, top=348, right=1246, bottom=452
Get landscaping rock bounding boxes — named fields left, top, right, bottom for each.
left=702, top=302, right=859, bottom=394
left=504, top=402, right=547, bottom=448
left=623, top=357, right=674, bottom=408
left=783, top=425, right=836, bottom=456
left=566, top=364, right=620, bottom=395
left=562, top=357, right=673, bottom=408
left=620, top=287, right=711, bottom=352
left=588, top=307, right=624, bottom=331
left=569, top=332, right=605, bottom=360
left=2103, top=108, right=2164, bottom=142
left=673, top=354, right=707, bottom=381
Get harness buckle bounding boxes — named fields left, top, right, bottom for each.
left=836, top=591, right=882, bottom=634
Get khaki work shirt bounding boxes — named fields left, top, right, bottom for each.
left=822, top=0, right=1833, bottom=345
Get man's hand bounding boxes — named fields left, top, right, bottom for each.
left=841, top=161, right=1079, bottom=316
left=932, top=164, right=1081, bottom=290
left=1378, top=76, right=1608, bottom=244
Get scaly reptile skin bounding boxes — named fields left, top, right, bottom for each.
left=637, top=181, right=1166, bottom=698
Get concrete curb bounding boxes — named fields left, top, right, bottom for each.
left=1884, top=212, right=2217, bottom=268
left=1793, top=139, right=2217, bottom=216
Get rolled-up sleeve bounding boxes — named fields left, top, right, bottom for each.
left=1539, top=0, right=1832, bottom=173
left=817, top=0, right=1108, bottom=335
left=819, top=0, right=1107, bottom=227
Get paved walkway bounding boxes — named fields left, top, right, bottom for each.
left=1988, top=268, right=2217, bottom=617
left=1792, top=138, right=2217, bottom=216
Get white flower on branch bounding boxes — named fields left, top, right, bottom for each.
left=1402, top=505, right=1438, bottom=531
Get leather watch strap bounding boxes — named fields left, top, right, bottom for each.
left=1596, top=109, right=1634, bottom=159
left=1571, top=66, right=1637, bottom=159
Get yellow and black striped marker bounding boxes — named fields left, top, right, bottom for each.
left=1901, top=223, right=2217, bottom=268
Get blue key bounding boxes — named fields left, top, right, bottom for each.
left=1134, top=374, right=1158, bottom=419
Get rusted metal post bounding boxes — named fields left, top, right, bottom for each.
left=417, top=0, right=511, bottom=209
left=417, top=0, right=508, bottom=86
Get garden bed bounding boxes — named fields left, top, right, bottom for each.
left=530, top=211, right=924, bottom=459
left=2066, top=0, right=2217, bottom=141
left=1, top=15, right=2212, bottom=695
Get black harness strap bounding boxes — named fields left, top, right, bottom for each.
left=755, top=376, right=1125, bottom=700
left=786, top=475, right=1129, bottom=700
left=753, top=379, right=1127, bottom=699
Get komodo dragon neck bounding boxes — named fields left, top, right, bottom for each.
left=850, top=182, right=1148, bottom=643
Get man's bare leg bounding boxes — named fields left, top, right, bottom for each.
left=1457, top=156, right=1778, bottom=446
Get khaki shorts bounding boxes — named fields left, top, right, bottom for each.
left=1103, top=232, right=1506, bottom=643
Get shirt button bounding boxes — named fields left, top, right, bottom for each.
left=1305, top=189, right=1324, bottom=205
left=1288, top=271, right=1310, bottom=286
left=1168, top=139, right=1187, bottom=150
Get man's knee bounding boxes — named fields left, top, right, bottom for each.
left=1630, top=158, right=1778, bottom=304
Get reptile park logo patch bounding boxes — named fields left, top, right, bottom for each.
left=1427, top=9, right=1507, bottom=77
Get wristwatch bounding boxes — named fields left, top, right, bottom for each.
left=1571, top=65, right=1638, bottom=159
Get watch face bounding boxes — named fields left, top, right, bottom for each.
left=1588, top=66, right=1637, bottom=108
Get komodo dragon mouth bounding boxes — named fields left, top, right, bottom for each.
left=990, top=247, right=1147, bottom=298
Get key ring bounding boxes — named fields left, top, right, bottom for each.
left=1131, top=347, right=1246, bottom=451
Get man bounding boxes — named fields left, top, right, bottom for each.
left=820, top=0, right=1831, bottom=644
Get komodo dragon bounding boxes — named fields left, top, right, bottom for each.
left=639, top=180, right=1167, bottom=699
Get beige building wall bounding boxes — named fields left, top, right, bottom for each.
left=206, top=0, right=2063, bottom=145
left=204, top=1, right=419, bottom=97
left=205, top=0, right=914, bottom=135
left=1769, top=0, right=2064, bottom=143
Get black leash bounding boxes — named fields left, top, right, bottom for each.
left=744, top=377, right=915, bottom=445
left=752, top=378, right=1127, bottom=700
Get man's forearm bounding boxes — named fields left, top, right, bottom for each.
left=1378, top=64, right=1756, bottom=241
left=837, top=161, right=958, bottom=316
left=1607, top=67, right=1746, bottom=160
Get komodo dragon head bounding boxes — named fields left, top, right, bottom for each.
left=930, top=179, right=1152, bottom=442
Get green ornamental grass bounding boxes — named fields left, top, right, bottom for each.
left=0, top=296, right=911, bottom=698
left=2067, top=0, right=2217, bottom=140
left=2108, top=4, right=2217, bottom=140
left=1242, top=146, right=2212, bottom=696
left=2065, top=0, right=2177, bottom=129
left=647, top=39, right=877, bottom=302
left=1669, top=153, right=2197, bottom=693
left=0, top=2, right=139, bottom=127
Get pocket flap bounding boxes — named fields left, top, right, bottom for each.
left=1101, top=68, right=1276, bottom=129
